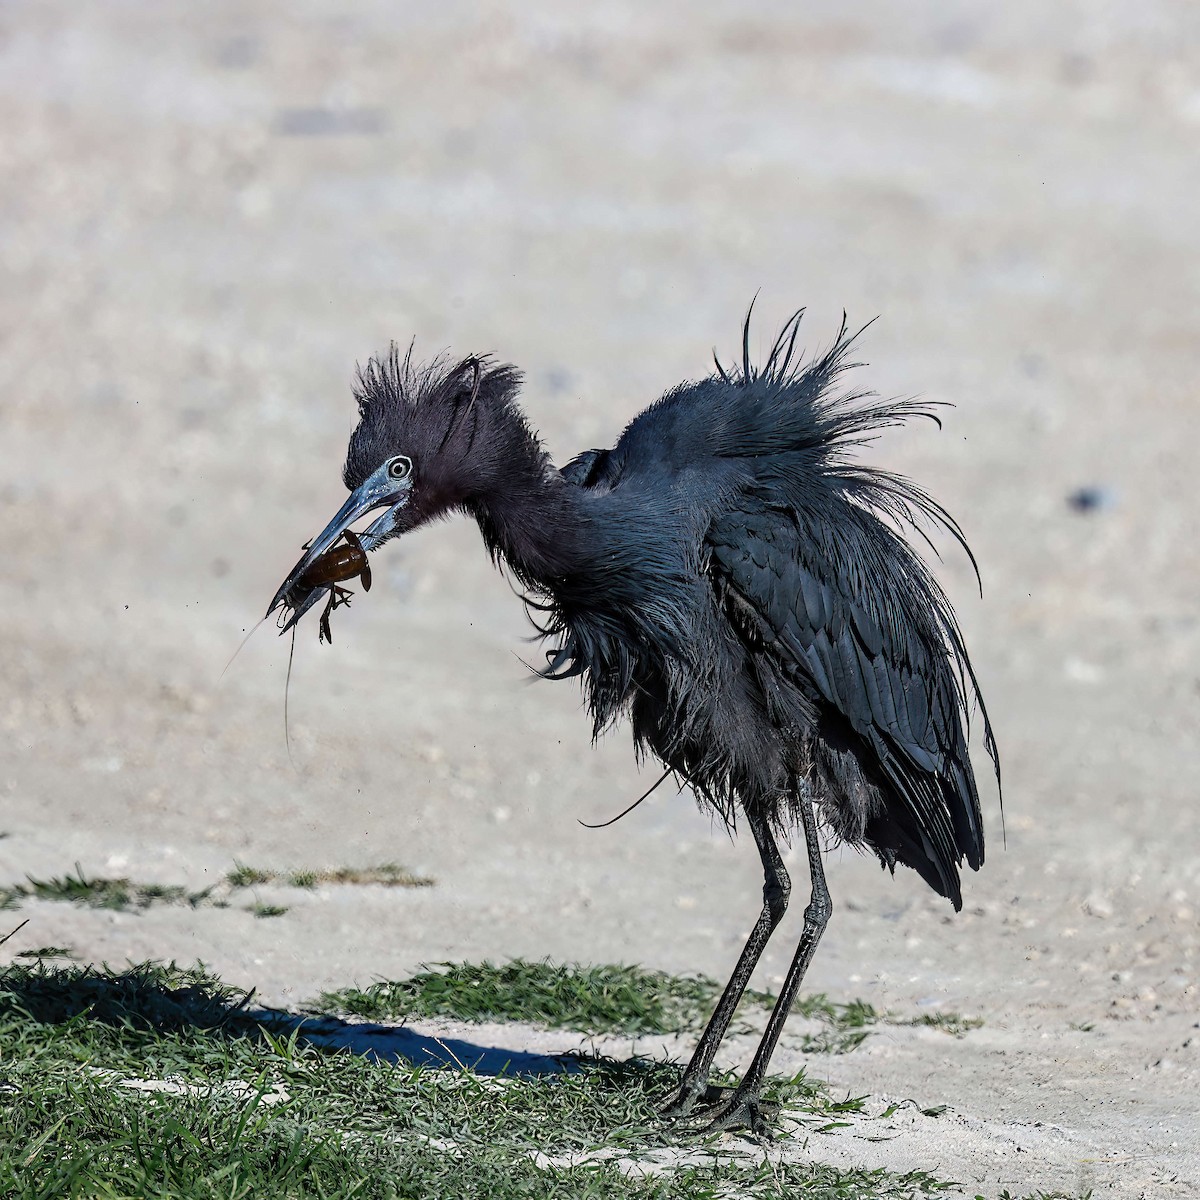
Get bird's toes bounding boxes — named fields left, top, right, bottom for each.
left=658, top=1082, right=729, bottom=1121
left=688, top=1090, right=779, bottom=1141
left=657, top=1090, right=699, bottom=1121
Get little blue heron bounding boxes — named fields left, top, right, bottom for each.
left=268, top=309, right=999, bottom=1135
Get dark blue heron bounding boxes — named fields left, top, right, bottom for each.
left=268, top=309, right=999, bottom=1135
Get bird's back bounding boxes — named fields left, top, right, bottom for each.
left=553, top=314, right=998, bottom=908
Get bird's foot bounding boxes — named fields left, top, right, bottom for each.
left=657, top=1082, right=731, bottom=1121
left=687, top=1087, right=779, bottom=1141
left=660, top=1081, right=779, bottom=1139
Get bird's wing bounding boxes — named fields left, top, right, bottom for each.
left=706, top=499, right=987, bottom=906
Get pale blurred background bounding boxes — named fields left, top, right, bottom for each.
left=1, top=3, right=1199, bottom=1188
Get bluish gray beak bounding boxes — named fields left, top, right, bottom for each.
left=267, top=463, right=412, bottom=632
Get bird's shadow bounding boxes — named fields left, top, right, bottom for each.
left=2, top=964, right=580, bottom=1079
left=261, top=1009, right=581, bottom=1077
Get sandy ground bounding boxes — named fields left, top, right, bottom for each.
left=1, top=2, right=1198, bottom=1195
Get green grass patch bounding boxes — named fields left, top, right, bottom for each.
left=318, top=961, right=973, bottom=1057
left=318, top=960, right=721, bottom=1036
left=14, top=946, right=76, bottom=961
left=225, top=863, right=274, bottom=888
left=0, top=959, right=256, bottom=1033
left=0, top=958, right=970, bottom=1200
left=787, top=994, right=880, bottom=1054
left=993, top=1194, right=1090, bottom=1200
left=228, top=861, right=434, bottom=890
left=0, top=860, right=434, bottom=920
left=0, top=865, right=212, bottom=913
left=0, top=958, right=1081, bottom=1200
left=903, top=1011, right=984, bottom=1037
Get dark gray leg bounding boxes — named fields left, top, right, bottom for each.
left=701, top=787, right=832, bottom=1137
left=660, top=809, right=791, bottom=1118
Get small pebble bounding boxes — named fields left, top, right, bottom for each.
left=1067, top=485, right=1116, bottom=513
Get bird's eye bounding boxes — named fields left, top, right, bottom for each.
left=387, top=456, right=412, bottom=481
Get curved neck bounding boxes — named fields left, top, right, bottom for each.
left=459, top=405, right=584, bottom=583
left=470, top=474, right=582, bottom=583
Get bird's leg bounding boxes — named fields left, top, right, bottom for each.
left=659, top=810, right=790, bottom=1119
left=699, top=785, right=832, bottom=1138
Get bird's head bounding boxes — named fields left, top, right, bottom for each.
left=267, top=345, right=524, bottom=635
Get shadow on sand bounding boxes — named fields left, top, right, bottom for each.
left=1, top=960, right=580, bottom=1078
left=263, top=1009, right=580, bottom=1076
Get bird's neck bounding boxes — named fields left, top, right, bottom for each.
left=465, top=452, right=582, bottom=585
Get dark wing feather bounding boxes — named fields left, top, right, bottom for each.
left=560, top=447, right=626, bottom=491
left=708, top=495, right=990, bottom=909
